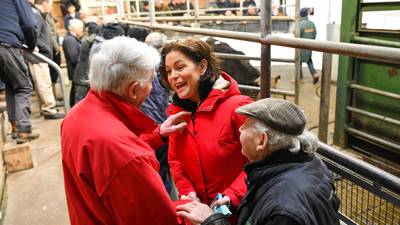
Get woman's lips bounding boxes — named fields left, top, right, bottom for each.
left=175, top=82, right=187, bottom=92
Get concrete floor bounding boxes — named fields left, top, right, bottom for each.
left=0, top=65, right=337, bottom=225
left=1, top=98, right=69, bottom=225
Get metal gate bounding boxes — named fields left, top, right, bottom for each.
left=334, top=0, right=400, bottom=163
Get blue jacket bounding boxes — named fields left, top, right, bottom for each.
left=0, top=0, right=37, bottom=49
left=238, top=149, right=340, bottom=225
left=141, top=75, right=169, bottom=124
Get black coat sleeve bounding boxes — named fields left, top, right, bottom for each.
left=201, top=213, right=231, bottom=225
left=15, top=0, right=37, bottom=50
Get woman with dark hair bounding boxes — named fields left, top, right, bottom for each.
left=160, top=38, right=253, bottom=216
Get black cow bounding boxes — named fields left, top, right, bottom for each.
left=206, top=37, right=260, bottom=86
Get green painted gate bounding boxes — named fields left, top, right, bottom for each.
left=334, top=0, right=400, bottom=162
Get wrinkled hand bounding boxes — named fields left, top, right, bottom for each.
left=181, top=192, right=201, bottom=202
left=210, top=195, right=231, bottom=208
left=176, top=201, right=214, bottom=225
left=160, top=111, right=191, bottom=137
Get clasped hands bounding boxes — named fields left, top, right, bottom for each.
left=177, top=192, right=231, bottom=225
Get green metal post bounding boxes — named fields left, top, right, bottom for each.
left=333, top=0, right=359, bottom=147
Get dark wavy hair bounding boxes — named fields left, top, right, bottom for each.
left=159, top=38, right=221, bottom=112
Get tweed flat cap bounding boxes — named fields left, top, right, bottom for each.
left=236, top=98, right=307, bottom=135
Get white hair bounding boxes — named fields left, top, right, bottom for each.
left=89, top=36, right=160, bottom=94
left=68, top=19, right=84, bottom=32
left=253, top=119, right=319, bottom=155
left=145, top=32, right=167, bottom=49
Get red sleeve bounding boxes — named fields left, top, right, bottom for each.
left=168, top=136, right=196, bottom=196
left=223, top=96, right=253, bottom=207
left=140, top=125, right=164, bottom=150
left=101, top=155, right=180, bottom=225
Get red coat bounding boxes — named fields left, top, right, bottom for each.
left=167, top=72, right=253, bottom=207
left=61, top=90, right=180, bottom=225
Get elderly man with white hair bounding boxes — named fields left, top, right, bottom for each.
left=62, top=18, right=84, bottom=106
left=61, top=37, right=190, bottom=225
left=176, top=98, right=340, bottom=225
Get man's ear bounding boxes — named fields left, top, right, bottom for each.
left=125, top=80, right=140, bottom=101
left=256, top=132, right=268, bottom=152
left=199, top=59, right=208, bottom=76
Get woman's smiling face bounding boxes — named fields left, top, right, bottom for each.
left=165, top=50, right=206, bottom=102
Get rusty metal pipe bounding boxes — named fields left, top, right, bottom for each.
left=126, top=15, right=294, bottom=22
left=121, top=21, right=400, bottom=65
left=214, top=53, right=294, bottom=63
left=238, top=84, right=295, bottom=96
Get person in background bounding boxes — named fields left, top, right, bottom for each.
left=176, top=98, right=340, bottom=225
left=127, top=26, right=149, bottom=42
left=242, top=0, right=256, bottom=15
left=299, top=7, right=319, bottom=84
left=42, top=0, right=63, bottom=102
left=26, top=0, right=64, bottom=120
left=160, top=38, right=253, bottom=222
left=244, top=4, right=258, bottom=16
left=61, top=0, right=80, bottom=17
left=64, top=3, right=80, bottom=30
left=0, top=0, right=38, bottom=143
left=89, top=22, right=125, bottom=59
left=71, top=22, right=100, bottom=105
left=61, top=36, right=189, bottom=225
left=62, top=19, right=84, bottom=107
left=142, top=32, right=175, bottom=198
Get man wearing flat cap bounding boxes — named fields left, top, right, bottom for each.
left=176, top=98, right=340, bottom=225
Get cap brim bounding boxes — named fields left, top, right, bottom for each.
left=235, top=106, right=257, bottom=119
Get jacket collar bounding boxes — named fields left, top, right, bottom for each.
left=299, top=16, right=309, bottom=21
left=244, top=149, right=313, bottom=186
left=167, top=71, right=241, bottom=115
left=89, top=90, right=158, bottom=136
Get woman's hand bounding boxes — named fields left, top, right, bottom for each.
left=176, top=201, right=214, bottom=225
left=160, top=111, right=191, bottom=137
left=210, top=195, right=231, bottom=208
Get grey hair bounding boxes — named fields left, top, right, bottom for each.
left=68, top=19, right=84, bottom=32
left=145, top=32, right=167, bottom=49
left=253, top=119, right=319, bottom=155
left=89, top=36, right=160, bottom=94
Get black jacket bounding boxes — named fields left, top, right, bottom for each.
left=202, top=149, right=340, bottom=225
left=72, top=34, right=96, bottom=86
left=238, top=149, right=340, bottom=225
left=62, top=32, right=81, bottom=80
left=31, top=5, right=52, bottom=59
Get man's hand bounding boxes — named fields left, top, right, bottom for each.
left=176, top=201, right=214, bottom=225
left=210, top=195, right=230, bottom=208
left=181, top=191, right=200, bottom=202
left=160, top=111, right=191, bottom=137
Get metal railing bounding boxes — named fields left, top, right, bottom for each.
left=318, top=143, right=400, bottom=225
left=32, top=52, right=70, bottom=113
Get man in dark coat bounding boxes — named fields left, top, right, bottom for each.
left=176, top=98, right=340, bottom=225
left=60, top=0, right=80, bottom=18
left=0, top=0, right=39, bottom=143
left=62, top=18, right=83, bottom=106
left=299, top=7, right=319, bottom=84
left=71, top=22, right=99, bottom=105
